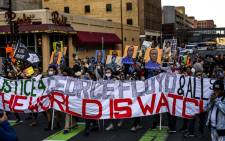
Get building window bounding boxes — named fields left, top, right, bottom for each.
left=126, top=2, right=132, bottom=11
left=107, top=19, right=112, bottom=22
left=85, top=5, right=90, bottom=13
left=106, top=4, right=112, bottom=12
left=64, top=7, right=70, bottom=13
left=127, top=19, right=133, bottom=25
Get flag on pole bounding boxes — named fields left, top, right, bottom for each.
left=14, top=42, right=40, bottom=65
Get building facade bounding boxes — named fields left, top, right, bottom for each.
left=0, top=9, right=139, bottom=72
left=42, top=0, right=162, bottom=43
left=42, top=0, right=139, bottom=26
left=0, top=0, right=42, bottom=11
left=197, top=20, right=216, bottom=29
left=163, top=6, right=195, bottom=29
left=138, top=0, right=162, bottom=41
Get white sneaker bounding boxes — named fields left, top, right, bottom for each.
left=105, top=124, right=114, bottom=131
left=136, top=125, right=143, bottom=130
left=130, top=126, right=136, bottom=132
left=117, top=121, right=123, bottom=127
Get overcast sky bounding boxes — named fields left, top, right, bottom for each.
left=162, top=0, right=225, bottom=27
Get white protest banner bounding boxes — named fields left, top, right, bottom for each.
left=0, top=73, right=213, bottom=119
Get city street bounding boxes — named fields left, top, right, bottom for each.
left=9, top=114, right=211, bottom=141
left=0, top=0, right=225, bottom=141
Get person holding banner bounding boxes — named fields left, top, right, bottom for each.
left=83, top=71, right=99, bottom=136
left=205, top=80, right=225, bottom=141
left=44, top=65, right=61, bottom=131
left=63, top=68, right=78, bottom=134
left=105, top=68, right=115, bottom=131
left=104, top=68, right=123, bottom=131
left=29, top=67, right=42, bottom=127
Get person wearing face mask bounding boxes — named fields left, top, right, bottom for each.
left=104, top=68, right=122, bottom=131
left=44, top=65, right=62, bottom=131
left=63, top=68, right=79, bottom=134
left=29, top=68, right=43, bottom=127
left=206, top=80, right=225, bottom=141
left=83, top=71, right=99, bottom=136
left=104, top=68, right=113, bottom=80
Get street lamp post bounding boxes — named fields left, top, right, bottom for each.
left=1, top=0, right=17, bottom=43
left=120, top=0, right=124, bottom=55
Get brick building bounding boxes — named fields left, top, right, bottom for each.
left=197, top=20, right=216, bottom=28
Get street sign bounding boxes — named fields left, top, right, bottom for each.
left=5, top=11, right=16, bottom=22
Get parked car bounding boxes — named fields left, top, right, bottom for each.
left=180, top=44, right=197, bottom=54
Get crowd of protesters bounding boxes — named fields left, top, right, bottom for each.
left=0, top=41, right=225, bottom=141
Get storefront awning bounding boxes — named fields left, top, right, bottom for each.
left=77, top=31, right=121, bottom=44
left=0, top=24, right=76, bottom=34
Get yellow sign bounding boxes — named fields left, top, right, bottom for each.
left=24, top=66, right=34, bottom=76
left=53, top=41, right=63, bottom=52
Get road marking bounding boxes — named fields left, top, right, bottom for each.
left=139, top=128, right=168, bottom=141
left=43, top=124, right=85, bottom=141
left=8, top=120, right=22, bottom=126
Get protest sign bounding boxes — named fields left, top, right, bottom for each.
left=95, top=50, right=105, bottom=64
left=23, top=66, right=34, bottom=77
left=144, top=47, right=163, bottom=64
left=163, top=39, right=177, bottom=61
left=53, top=41, right=63, bottom=52
left=0, top=73, right=213, bottom=119
left=123, top=45, right=138, bottom=58
left=163, top=39, right=177, bottom=52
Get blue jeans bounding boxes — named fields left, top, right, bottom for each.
left=211, top=128, right=225, bottom=141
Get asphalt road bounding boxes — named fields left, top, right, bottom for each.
left=8, top=113, right=211, bottom=141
